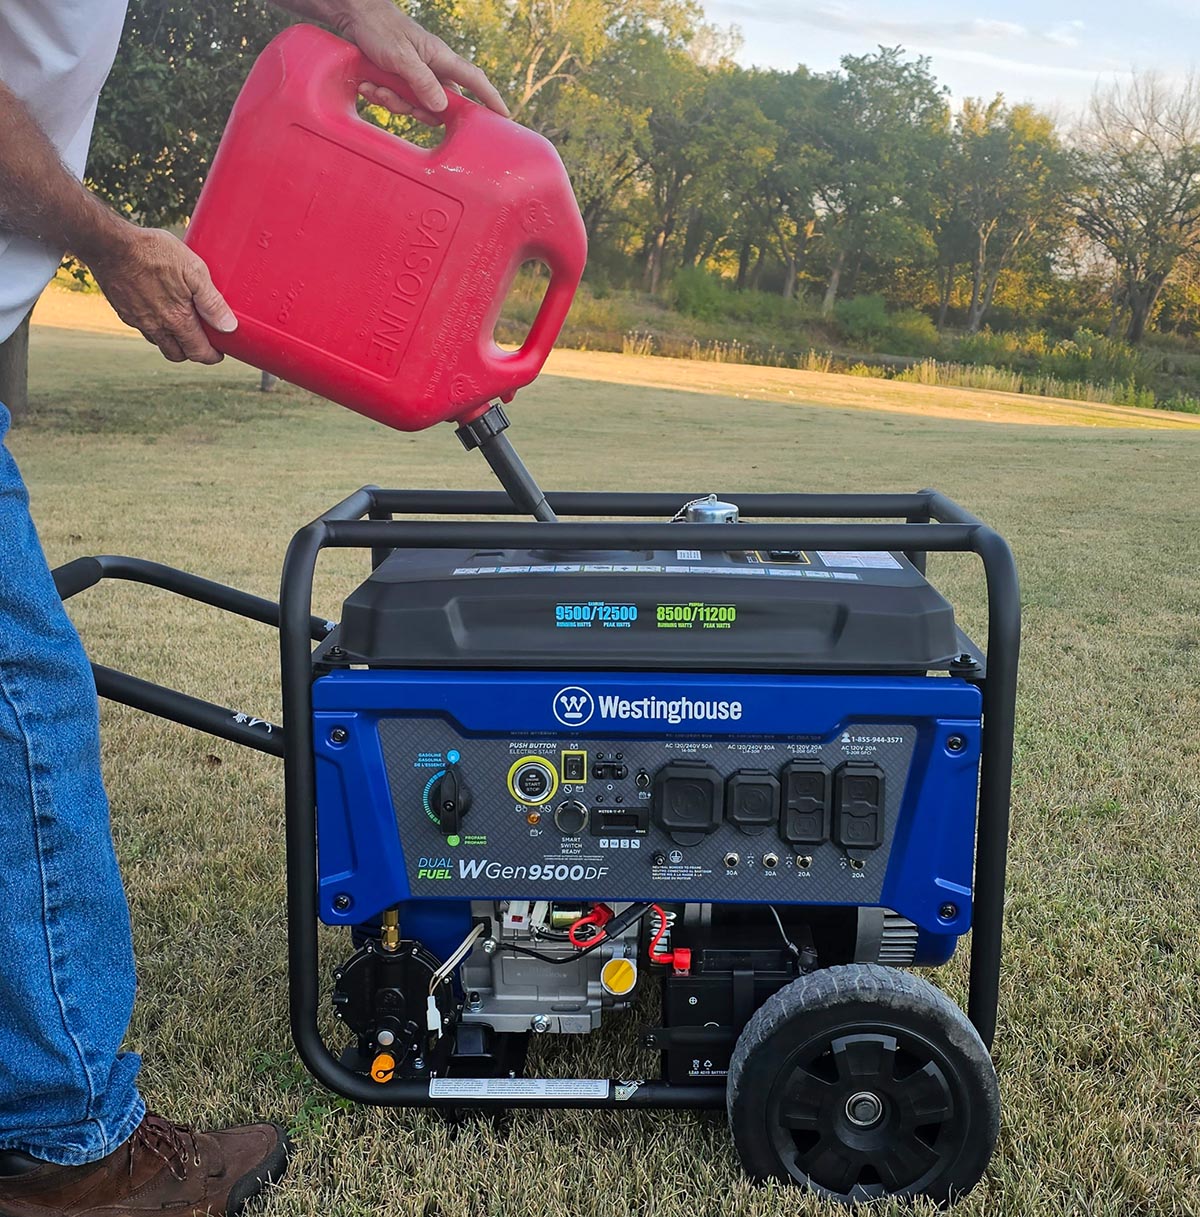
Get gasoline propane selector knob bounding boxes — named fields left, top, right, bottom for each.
left=431, top=763, right=470, bottom=837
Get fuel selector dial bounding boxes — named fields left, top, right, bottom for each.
left=427, top=762, right=470, bottom=838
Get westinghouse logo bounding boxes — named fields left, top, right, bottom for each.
left=552, top=686, right=743, bottom=726
left=553, top=686, right=595, bottom=726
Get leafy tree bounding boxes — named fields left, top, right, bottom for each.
left=442, top=0, right=699, bottom=125
left=548, top=80, right=649, bottom=237
left=1074, top=71, right=1200, bottom=343
left=753, top=68, right=829, bottom=299
left=671, top=66, right=777, bottom=286
left=538, top=16, right=689, bottom=240
left=810, top=48, right=950, bottom=315
left=90, top=1, right=288, bottom=226
left=77, top=2, right=1200, bottom=362
left=634, top=47, right=718, bottom=293
left=946, top=97, right=1073, bottom=333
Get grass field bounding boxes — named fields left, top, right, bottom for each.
left=10, top=316, right=1200, bottom=1216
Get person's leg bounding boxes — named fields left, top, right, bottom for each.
left=0, top=403, right=289, bottom=1216
left=0, top=400, right=144, bottom=1165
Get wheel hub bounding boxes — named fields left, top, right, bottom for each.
left=767, top=1030, right=962, bottom=1198
left=844, top=1090, right=885, bottom=1128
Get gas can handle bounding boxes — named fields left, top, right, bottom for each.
left=488, top=257, right=581, bottom=386
left=336, top=44, right=474, bottom=130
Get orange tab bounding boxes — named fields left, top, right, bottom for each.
left=370, top=1052, right=396, bottom=1084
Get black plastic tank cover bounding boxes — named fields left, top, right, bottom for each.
left=328, top=546, right=960, bottom=673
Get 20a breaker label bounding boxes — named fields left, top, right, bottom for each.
left=656, top=602, right=737, bottom=629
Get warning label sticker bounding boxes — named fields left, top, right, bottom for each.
left=817, top=551, right=902, bottom=569
left=429, top=1078, right=610, bottom=1100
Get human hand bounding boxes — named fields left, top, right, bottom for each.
left=336, top=0, right=509, bottom=123
left=89, top=226, right=236, bottom=364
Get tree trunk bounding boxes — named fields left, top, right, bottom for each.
left=936, top=263, right=955, bottom=330
left=970, top=267, right=1004, bottom=334
left=735, top=239, right=752, bottom=290
left=646, top=226, right=669, bottom=295
left=748, top=246, right=766, bottom=292
left=0, top=311, right=32, bottom=420
left=782, top=220, right=814, bottom=300
left=966, top=257, right=987, bottom=332
left=642, top=227, right=665, bottom=292
left=581, top=198, right=607, bottom=236
left=843, top=251, right=864, bottom=299
left=680, top=208, right=705, bottom=268
left=963, top=226, right=993, bottom=333
left=821, top=249, right=845, bottom=317
left=1125, top=275, right=1168, bottom=344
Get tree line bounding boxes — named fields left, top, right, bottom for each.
left=91, top=1, right=1200, bottom=345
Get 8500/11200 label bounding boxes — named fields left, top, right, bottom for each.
left=554, top=601, right=638, bottom=628
left=656, top=602, right=737, bottom=629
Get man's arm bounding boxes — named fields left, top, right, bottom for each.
left=0, top=1, right=506, bottom=366
left=0, top=77, right=236, bottom=363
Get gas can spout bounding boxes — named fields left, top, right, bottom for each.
left=456, top=404, right=556, bottom=522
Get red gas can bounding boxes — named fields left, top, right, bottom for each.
left=184, top=24, right=586, bottom=431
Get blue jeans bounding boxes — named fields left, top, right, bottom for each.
left=0, top=402, right=144, bottom=1165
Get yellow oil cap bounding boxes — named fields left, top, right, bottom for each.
left=600, top=956, right=638, bottom=997
left=370, top=1052, right=396, bottom=1083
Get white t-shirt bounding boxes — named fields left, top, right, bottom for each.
left=0, top=1, right=128, bottom=343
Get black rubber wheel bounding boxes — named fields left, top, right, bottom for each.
left=727, top=964, right=999, bottom=1206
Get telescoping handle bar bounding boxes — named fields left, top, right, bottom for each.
left=51, top=553, right=334, bottom=758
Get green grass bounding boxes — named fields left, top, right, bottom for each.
left=11, top=327, right=1200, bottom=1216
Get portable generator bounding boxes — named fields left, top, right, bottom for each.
left=54, top=412, right=1019, bottom=1206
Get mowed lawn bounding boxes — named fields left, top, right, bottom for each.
left=10, top=318, right=1200, bottom=1217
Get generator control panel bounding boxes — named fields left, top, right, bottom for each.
left=311, top=670, right=983, bottom=935
left=379, top=717, right=913, bottom=904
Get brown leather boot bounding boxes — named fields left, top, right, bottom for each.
left=0, top=1111, right=289, bottom=1216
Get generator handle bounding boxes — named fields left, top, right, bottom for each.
left=53, top=553, right=334, bottom=758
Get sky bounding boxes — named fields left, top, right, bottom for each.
left=702, top=0, right=1197, bottom=119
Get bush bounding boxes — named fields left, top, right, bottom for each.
left=1161, top=393, right=1200, bottom=413
left=834, top=296, right=938, bottom=356
left=835, top=294, right=890, bottom=345
left=720, top=289, right=822, bottom=329
left=955, top=329, right=1032, bottom=366
left=1043, top=329, right=1154, bottom=385
left=672, top=266, right=725, bottom=321
left=883, top=308, right=940, bottom=357
left=951, top=327, right=1155, bottom=386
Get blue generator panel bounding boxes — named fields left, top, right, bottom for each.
left=311, top=669, right=982, bottom=944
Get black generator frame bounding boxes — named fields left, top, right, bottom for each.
left=54, top=486, right=1019, bottom=1114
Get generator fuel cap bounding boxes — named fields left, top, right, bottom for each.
left=676, top=494, right=740, bottom=524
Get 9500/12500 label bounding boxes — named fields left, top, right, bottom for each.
left=555, top=602, right=637, bottom=628
left=656, top=602, right=737, bottom=629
